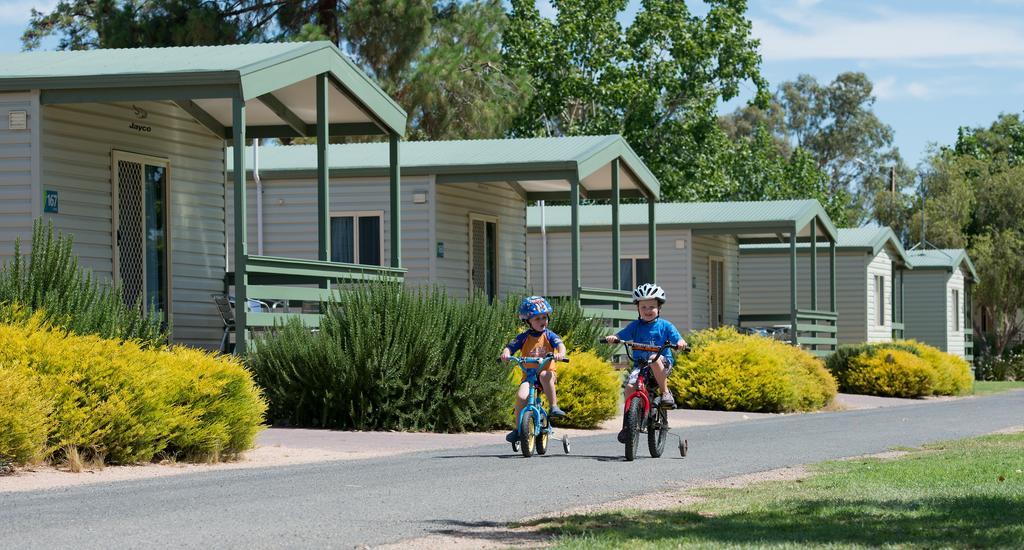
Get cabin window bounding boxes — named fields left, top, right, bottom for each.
left=874, top=275, right=885, bottom=326
left=330, top=212, right=383, bottom=265
left=619, top=257, right=652, bottom=291
left=952, top=289, right=961, bottom=332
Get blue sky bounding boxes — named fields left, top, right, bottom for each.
left=2, top=0, right=1022, bottom=168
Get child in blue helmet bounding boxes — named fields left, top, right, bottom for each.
left=500, top=296, right=568, bottom=443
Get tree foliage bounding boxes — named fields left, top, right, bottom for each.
left=503, top=0, right=770, bottom=202
left=723, top=72, right=905, bottom=226
left=920, top=113, right=1024, bottom=355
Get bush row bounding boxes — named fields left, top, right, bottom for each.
left=0, top=311, right=266, bottom=466
left=669, top=327, right=838, bottom=413
left=247, top=283, right=615, bottom=432
left=825, top=340, right=973, bottom=397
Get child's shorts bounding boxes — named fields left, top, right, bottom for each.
left=626, top=357, right=673, bottom=386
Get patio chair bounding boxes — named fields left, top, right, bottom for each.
left=212, top=294, right=277, bottom=353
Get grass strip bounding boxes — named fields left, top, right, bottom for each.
left=528, top=431, right=1024, bottom=549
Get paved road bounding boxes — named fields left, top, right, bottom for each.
left=2, top=391, right=1022, bottom=549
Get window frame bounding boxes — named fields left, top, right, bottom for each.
left=618, top=256, right=651, bottom=292
left=328, top=210, right=384, bottom=265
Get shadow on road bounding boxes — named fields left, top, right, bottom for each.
left=430, top=452, right=659, bottom=462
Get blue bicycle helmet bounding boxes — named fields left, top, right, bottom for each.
left=518, top=296, right=554, bottom=321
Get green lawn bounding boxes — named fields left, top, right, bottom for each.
left=973, top=380, right=1024, bottom=395
left=526, top=432, right=1024, bottom=549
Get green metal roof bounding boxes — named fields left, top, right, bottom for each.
left=740, top=226, right=909, bottom=264
left=907, top=249, right=978, bottom=280
left=0, top=41, right=406, bottom=135
left=230, top=135, right=661, bottom=198
left=526, top=199, right=837, bottom=239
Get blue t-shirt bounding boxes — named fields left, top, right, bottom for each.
left=506, top=329, right=564, bottom=358
left=616, top=318, right=683, bottom=365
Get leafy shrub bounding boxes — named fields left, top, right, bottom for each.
left=905, top=342, right=972, bottom=395
left=842, top=349, right=935, bottom=397
left=0, top=363, right=51, bottom=465
left=667, top=327, right=836, bottom=413
left=249, top=283, right=520, bottom=432
left=0, top=312, right=265, bottom=466
left=549, top=350, right=621, bottom=429
left=973, top=348, right=1024, bottom=382
left=826, top=340, right=972, bottom=397
left=0, top=219, right=165, bottom=346
left=248, top=285, right=620, bottom=432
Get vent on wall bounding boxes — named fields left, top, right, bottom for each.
left=8, top=110, right=27, bottom=130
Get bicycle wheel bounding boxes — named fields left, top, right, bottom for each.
left=648, top=407, right=668, bottom=458
left=536, top=416, right=549, bottom=455
left=624, top=398, right=643, bottom=461
left=520, top=414, right=537, bottom=458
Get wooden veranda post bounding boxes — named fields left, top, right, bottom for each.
left=316, top=73, right=330, bottom=263
left=611, top=158, right=621, bottom=292
left=232, top=96, right=248, bottom=354
left=570, top=175, right=581, bottom=299
left=648, top=195, right=656, bottom=282
left=390, top=133, right=401, bottom=268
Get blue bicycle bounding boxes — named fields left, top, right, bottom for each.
left=505, top=354, right=572, bottom=458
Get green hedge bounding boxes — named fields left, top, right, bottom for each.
left=0, top=219, right=165, bottom=346
left=247, top=284, right=613, bottom=432
left=0, top=312, right=266, bottom=466
left=668, top=327, right=837, bottom=413
left=826, top=340, right=973, bottom=397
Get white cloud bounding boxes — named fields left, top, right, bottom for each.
left=0, top=0, right=55, bottom=22
left=752, top=6, right=1024, bottom=66
left=873, top=76, right=897, bottom=100
left=905, top=82, right=930, bottom=99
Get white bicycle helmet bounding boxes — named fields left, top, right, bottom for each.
left=632, top=283, right=666, bottom=304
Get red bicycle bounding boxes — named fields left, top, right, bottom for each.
left=604, top=338, right=689, bottom=461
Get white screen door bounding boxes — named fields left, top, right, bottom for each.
left=113, top=152, right=170, bottom=317
left=469, top=214, right=498, bottom=301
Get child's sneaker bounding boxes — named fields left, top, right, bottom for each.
left=505, top=430, right=519, bottom=443
left=549, top=405, right=567, bottom=418
left=661, top=391, right=675, bottom=407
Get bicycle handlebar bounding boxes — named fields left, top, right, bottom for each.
left=496, top=353, right=570, bottom=366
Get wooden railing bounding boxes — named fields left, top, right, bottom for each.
left=892, top=321, right=905, bottom=340
left=738, top=309, right=838, bottom=357
left=964, top=332, right=974, bottom=363
left=226, top=255, right=406, bottom=332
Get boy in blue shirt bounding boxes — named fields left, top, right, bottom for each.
left=603, top=283, right=687, bottom=444
left=500, top=296, right=568, bottom=443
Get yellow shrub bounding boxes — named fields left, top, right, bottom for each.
left=505, top=350, right=621, bottom=429
left=552, top=350, right=621, bottom=429
left=668, top=330, right=836, bottom=413
left=0, top=315, right=266, bottom=465
left=0, top=363, right=51, bottom=465
left=843, top=349, right=934, bottom=397
left=898, top=340, right=973, bottom=396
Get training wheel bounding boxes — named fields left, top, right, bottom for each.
left=562, top=435, right=571, bottom=454
left=678, top=439, right=688, bottom=457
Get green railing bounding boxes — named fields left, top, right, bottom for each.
left=892, top=321, right=905, bottom=340
left=578, top=287, right=636, bottom=324
left=738, top=309, right=838, bottom=357
left=226, top=254, right=406, bottom=332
